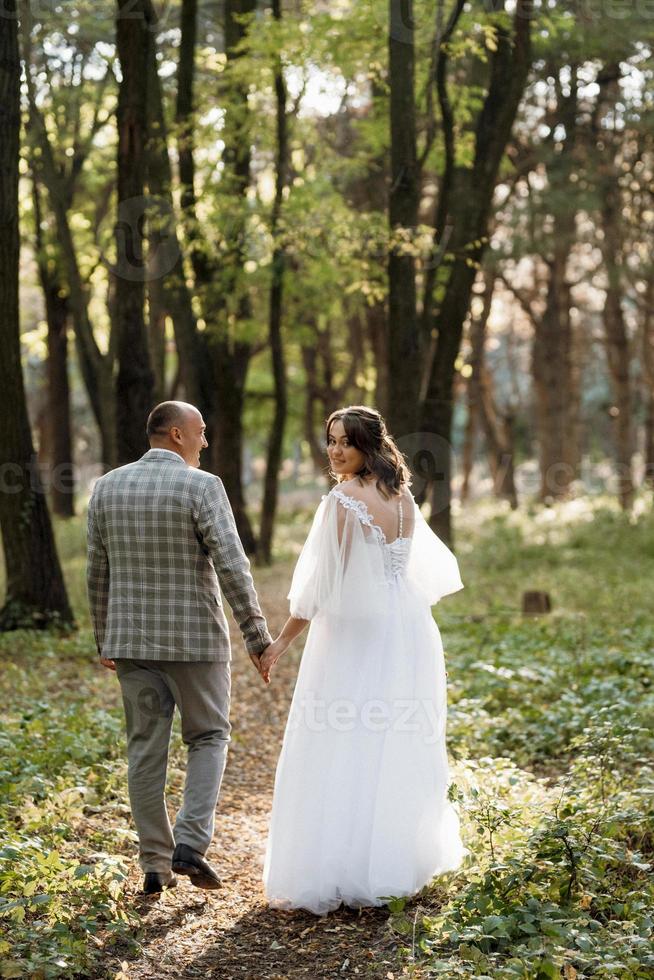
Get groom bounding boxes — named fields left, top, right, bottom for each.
left=87, top=401, right=271, bottom=895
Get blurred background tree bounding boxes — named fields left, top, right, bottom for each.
left=0, top=0, right=73, bottom=629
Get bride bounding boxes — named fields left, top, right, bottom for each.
left=259, top=405, right=467, bottom=915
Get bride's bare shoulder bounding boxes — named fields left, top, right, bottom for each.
left=334, top=478, right=412, bottom=499
left=330, top=478, right=360, bottom=497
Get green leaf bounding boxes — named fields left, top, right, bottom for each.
left=535, top=961, right=561, bottom=980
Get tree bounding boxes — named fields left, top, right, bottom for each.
left=0, top=0, right=73, bottom=630
left=643, top=277, right=654, bottom=488
left=461, top=268, right=518, bottom=508
left=114, top=0, right=155, bottom=463
left=258, top=0, right=290, bottom=565
left=31, top=170, right=75, bottom=517
left=594, top=65, right=635, bottom=510
left=387, top=0, right=420, bottom=436
left=419, top=2, right=532, bottom=542
left=381, top=0, right=531, bottom=541
left=530, top=67, right=583, bottom=503
left=174, top=0, right=259, bottom=552
left=142, top=0, right=204, bottom=410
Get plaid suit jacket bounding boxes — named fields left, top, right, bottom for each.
left=86, top=449, right=272, bottom=662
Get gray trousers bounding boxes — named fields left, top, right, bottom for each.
left=114, top=658, right=231, bottom=873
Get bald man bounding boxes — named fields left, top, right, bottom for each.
left=87, top=401, right=272, bottom=895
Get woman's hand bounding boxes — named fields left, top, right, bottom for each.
left=260, top=637, right=289, bottom=684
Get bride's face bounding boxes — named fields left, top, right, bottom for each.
left=327, top=420, right=366, bottom=479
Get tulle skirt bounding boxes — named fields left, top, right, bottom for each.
left=262, top=579, right=467, bottom=915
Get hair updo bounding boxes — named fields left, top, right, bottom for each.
left=325, top=405, right=411, bottom=499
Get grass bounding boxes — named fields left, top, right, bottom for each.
left=0, top=493, right=653, bottom=978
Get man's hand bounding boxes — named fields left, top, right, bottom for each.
left=249, top=650, right=265, bottom=680
left=100, top=657, right=116, bottom=671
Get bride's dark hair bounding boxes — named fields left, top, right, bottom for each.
left=325, top=405, right=411, bottom=499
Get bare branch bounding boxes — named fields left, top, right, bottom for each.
left=418, top=0, right=465, bottom=172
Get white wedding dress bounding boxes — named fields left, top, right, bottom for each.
left=263, top=480, right=467, bottom=915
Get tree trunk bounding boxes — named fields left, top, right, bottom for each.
left=467, top=270, right=518, bottom=508
left=301, top=339, right=329, bottom=474
left=645, top=392, right=654, bottom=489
left=115, top=0, right=155, bottom=464
left=32, top=173, right=75, bottom=517
left=480, top=390, right=518, bottom=509
left=532, top=249, right=576, bottom=501
left=642, top=280, right=654, bottom=488
left=366, top=302, right=390, bottom=416
left=460, top=384, right=478, bottom=503
left=174, top=0, right=257, bottom=552
left=419, top=6, right=531, bottom=544
left=147, top=263, right=167, bottom=405
left=258, top=0, right=289, bottom=565
left=209, top=347, right=255, bottom=553
left=176, top=0, right=210, bottom=288
left=144, top=9, right=206, bottom=408
left=532, top=71, right=583, bottom=502
left=568, top=309, right=584, bottom=480
left=600, top=201, right=634, bottom=510
left=387, top=0, right=420, bottom=437
left=0, top=3, right=73, bottom=630
left=205, top=0, right=258, bottom=552
left=595, top=69, right=634, bottom=510
left=45, top=292, right=75, bottom=517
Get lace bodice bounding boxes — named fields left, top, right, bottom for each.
left=289, top=486, right=463, bottom=620
left=330, top=488, right=412, bottom=584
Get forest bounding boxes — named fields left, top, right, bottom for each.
left=0, top=0, right=653, bottom=978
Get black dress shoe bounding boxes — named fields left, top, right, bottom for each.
left=172, top=843, right=221, bottom=890
left=142, top=871, right=177, bottom=894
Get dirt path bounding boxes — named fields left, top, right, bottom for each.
left=107, top=566, right=416, bottom=980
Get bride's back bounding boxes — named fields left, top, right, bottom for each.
left=333, top=477, right=415, bottom=544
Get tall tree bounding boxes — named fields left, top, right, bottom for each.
left=174, top=0, right=259, bottom=552
left=142, top=0, right=205, bottom=409
left=0, top=0, right=73, bottom=630
left=31, top=171, right=75, bottom=517
left=531, top=68, right=582, bottom=503
left=387, top=0, right=419, bottom=437
left=419, top=2, right=531, bottom=542
left=209, top=0, right=259, bottom=553
left=258, top=0, right=290, bottom=565
left=462, top=268, right=518, bottom=508
left=594, top=65, right=634, bottom=510
left=114, top=0, right=155, bottom=463
left=643, top=278, right=654, bottom=488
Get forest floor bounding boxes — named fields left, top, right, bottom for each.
left=1, top=495, right=653, bottom=979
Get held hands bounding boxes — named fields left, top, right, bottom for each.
left=249, top=618, right=307, bottom=684
left=258, top=637, right=289, bottom=684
